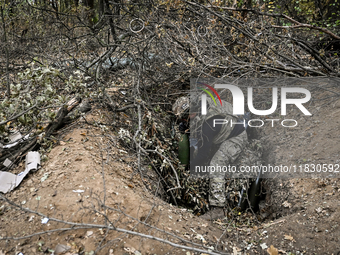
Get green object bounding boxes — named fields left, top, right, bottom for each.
left=178, top=133, right=190, bottom=165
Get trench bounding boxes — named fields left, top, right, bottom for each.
left=171, top=123, right=294, bottom=225
left=166, top=126, right=271, bottom=218
left=130, top=93, right=287, bottom=223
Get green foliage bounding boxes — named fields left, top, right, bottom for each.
left=0, top=65, right=89, bottom=140
left=264, top=0, right=340, bottom=28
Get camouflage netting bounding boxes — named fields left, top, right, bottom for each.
left=117, top=102, right=264, bottom=216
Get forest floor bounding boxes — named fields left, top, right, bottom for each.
left=1, top=86, right=340, bottom=255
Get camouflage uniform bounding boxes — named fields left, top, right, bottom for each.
left=190, top=97, right=248, bottom=207
left=209, top=132, right=247, bottom=207
left=172, top=97, right=190, bottom=118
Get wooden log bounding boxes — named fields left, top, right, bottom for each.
left=0, top=97, right=82, bottom=171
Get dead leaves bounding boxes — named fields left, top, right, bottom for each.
left=282, top=201, right=292, bottom=208
left=264, top=234, right=294, bottom=255
left=284, top=234, right=295, bottom=242
left=267, top=245, right=278, bottom=255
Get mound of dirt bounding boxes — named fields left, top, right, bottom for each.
left=0, top=109, right=227, bottom=254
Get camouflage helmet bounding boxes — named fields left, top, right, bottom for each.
left=172, top=96, right=190, bottom=117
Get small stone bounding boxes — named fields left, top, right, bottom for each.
left=260, top=243, right=268, bottom=250
left=54, top=244, right=71, bottom=254
left=334, top=100, right=340, bottom=108
left=86, top=231, right=93, bottom=237
left=315, top=207, right=322, bottom=214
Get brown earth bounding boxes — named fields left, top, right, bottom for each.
left=0, top=86, right=340, bottom=255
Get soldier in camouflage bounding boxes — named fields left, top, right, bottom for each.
left=173, top=96, right=251, bottom=220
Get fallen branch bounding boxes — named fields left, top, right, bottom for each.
left=0, top=97, right=82, bottom=171
left=45, top=97, right=81, bottom=137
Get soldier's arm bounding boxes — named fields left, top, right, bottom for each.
left=210, top=131, right=247, bottom=167
left=190, top=115, right=224, bottom=167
